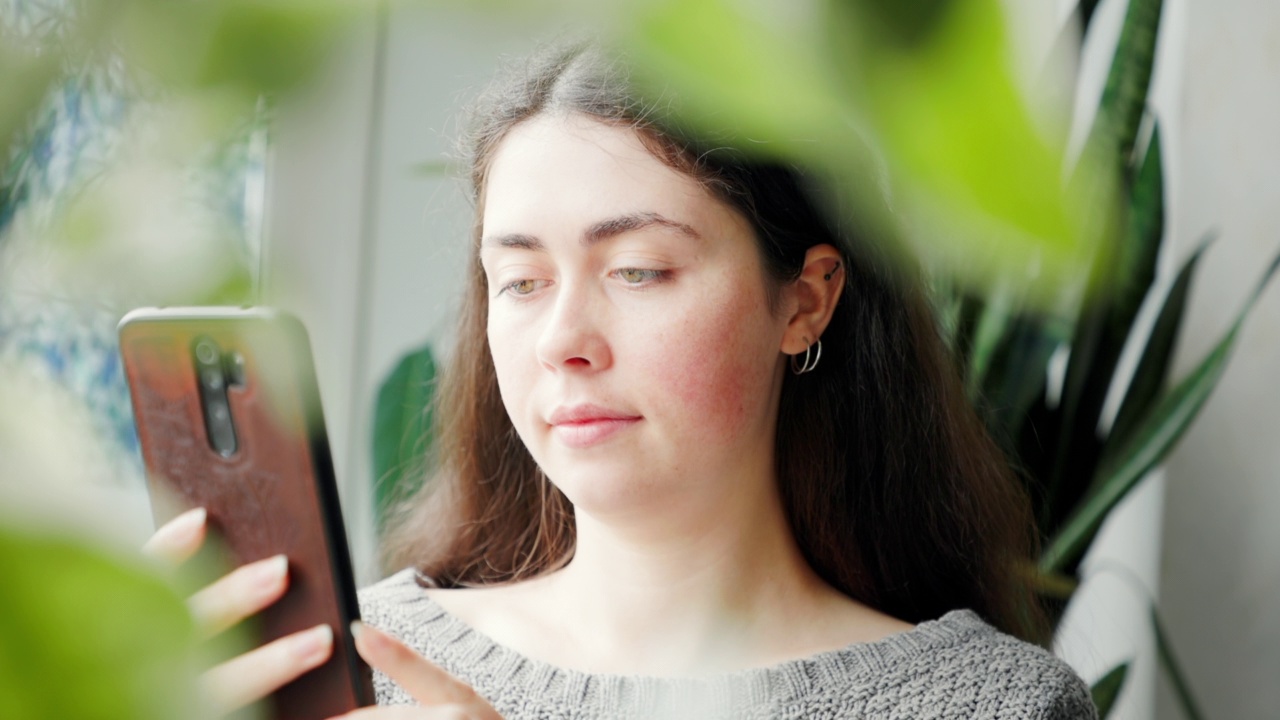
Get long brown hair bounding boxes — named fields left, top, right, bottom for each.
left=383, top=43, right=1047, bottom=642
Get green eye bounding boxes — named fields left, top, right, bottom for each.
left=616, top=268, right=664, bottom=284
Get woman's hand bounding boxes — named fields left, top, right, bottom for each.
left=330, top=621, right=501, bottom=720
left=143, top=507, right=335, bottom=716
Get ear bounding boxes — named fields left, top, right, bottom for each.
left=781, top=245, right=845, bottom=355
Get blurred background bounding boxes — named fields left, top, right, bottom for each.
left=1, top=0, right=1276, bottom=719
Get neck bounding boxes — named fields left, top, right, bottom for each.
left=536, top=468, right=831, bottom=675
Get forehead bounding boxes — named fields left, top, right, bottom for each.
left=480, top=114, right=732, bottom=239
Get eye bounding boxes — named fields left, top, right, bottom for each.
left=613, top=268, right=669, bottom=285
left=498, top=278, right=547, bottom=297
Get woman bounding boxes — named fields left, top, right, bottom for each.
left=148, top=43, right=1096, bottom=719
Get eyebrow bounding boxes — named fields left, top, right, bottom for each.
left=482, top=211, right=701, bottom=250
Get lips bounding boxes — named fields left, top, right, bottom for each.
left=547, top=404, right=642, bottom=448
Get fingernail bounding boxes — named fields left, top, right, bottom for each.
left=350, top=620, right=385, bottom=650
left=160, top=507, right=206, bottom=543
left=252, top=554, right=289, bottom=590
left=293, top=624, right=333, bottom=664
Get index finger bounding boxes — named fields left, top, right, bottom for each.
left=350, top=621, right=479, bottom=707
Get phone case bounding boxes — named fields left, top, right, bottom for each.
left=119, top=307, right=374, bottom=719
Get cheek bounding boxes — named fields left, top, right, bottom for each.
left=487, top=318, right=534, bottom=418
left=645, top=287, right=781, bottom=442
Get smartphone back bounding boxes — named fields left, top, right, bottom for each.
left=119, top=307, right=373, bottom=718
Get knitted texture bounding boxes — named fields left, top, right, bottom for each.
left=359, top=569, right=1097, bottom=719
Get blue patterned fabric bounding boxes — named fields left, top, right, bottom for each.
left=1, top=0, right=267, bottom=487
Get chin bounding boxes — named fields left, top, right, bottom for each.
left=544, top=464, right=672, bottom=521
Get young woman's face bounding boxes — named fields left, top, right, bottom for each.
left=479, top=114, right=793, bottom=520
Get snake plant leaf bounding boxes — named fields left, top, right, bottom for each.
left=1043, top=271, right=1109, bottom=529
left=1079, top=0, right=1164, bottom=176
left=1045, top=0, right=1166, bottom=527
left=1090, top=661, right=1130, bottom=719
left=0, top=525, right=204, bottom=720
left=1041, top=251, right=1280, bottom=573
left=1105, top=233, right=1212, bottom=467
left=963, top=283, right=1016, bottom=397
left=372, top=343, right=437, bottom=534
left=1054, top=124, right=1166, bottom=503
left=1152, top=605, right=1207, bottom=720
left=981, top=313, right=1071, bottom=446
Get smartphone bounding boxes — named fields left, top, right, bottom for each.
left=119, top=307, right=374, bottom=719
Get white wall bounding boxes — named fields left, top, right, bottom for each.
left=1156, top=0, right=1280, bottom=716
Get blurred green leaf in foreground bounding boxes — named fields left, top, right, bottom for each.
left=0, top=523, right=204, bottom=720
left=620, top=0, right=1105, bottom=305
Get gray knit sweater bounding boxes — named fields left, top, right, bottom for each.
left=359, top=569, right=1097, bottom=719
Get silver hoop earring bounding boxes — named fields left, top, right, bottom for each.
left=789, top=339, right=822, bottom=375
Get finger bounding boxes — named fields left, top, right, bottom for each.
left=351, top=621, right=478, bottom=707
left=142, top=507, right=207, bottom=564
left=202, top=623, right=333, bottom=715
left=189, top=554, right=289, bottom=637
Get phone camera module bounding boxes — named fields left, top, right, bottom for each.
left=224, top=352, right=247, bottom=387
left=195, top=339, right=221, bottom=366
left=202, top=368, right=224, bottom=391
left=209, top=400, right=229, bottom=422
left=192, top=336, right=238, bottom=457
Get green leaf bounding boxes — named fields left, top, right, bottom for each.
left=1126, top=125, right=1165, bottom=283
left=627, top=0, right=852, bottom=164
left=1152, top=605, right=1206, bottom=720
left=1091, top=661, right=1130, bottom=718
left=624, top=0, right=1093, bottom=303
left=1045, top=0, right=1167, bottom=533
left=0, top=525, right=203, bottom=720
left=1041, top=251, right=1280, bottom=573
left=1082, top=0, right=1165, bottom=174
left=981, top=314, right=1068, bottom=446
left=1028, top=567, right=1080, bottom=601
left=372, top=343, right=437, bottom=533
left=1050, top=125, right=1166, bottom=511
left=839, top=0, right=1087, bottom=295
left=117, top=0, right=356, bottom=100
left=1106, top=233, right=1212, bottom=461
left=1041, top=262, right=1110, bottom=530
left=964, top=283, right=1015, bottom=397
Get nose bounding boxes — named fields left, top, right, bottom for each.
left=534, top=280, right=611, bottom=372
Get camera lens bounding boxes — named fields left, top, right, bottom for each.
left=195, top=339, right=220, bottom=366
left=202, top=369, right=224, bottom=391
left=209, top=401, right=229, bottom=422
